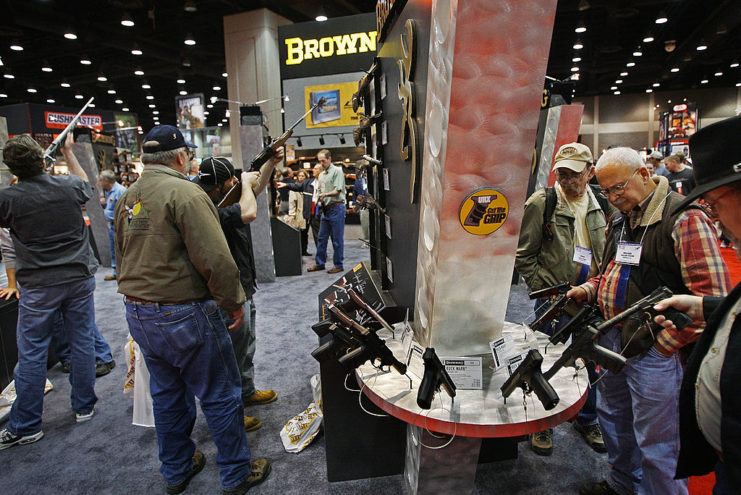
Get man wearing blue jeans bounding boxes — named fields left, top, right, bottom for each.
left=0, top=133, right=99, bottom=450
left=99, top=169, right=126, bottom=281
left=308, top=149, right=346, bottom=274
left=115, top=125, right=269, bottom=495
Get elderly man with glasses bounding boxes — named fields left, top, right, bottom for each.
left=567, top=147, right=731, bottom=495
left=516, top=142, right=613, bottom=456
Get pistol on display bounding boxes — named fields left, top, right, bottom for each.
left=353, top=193, right=386, bottom=214
left=500, top=349, right=559, bottom=410
left=351, top=62, right=377, bottom=113
left=353, top=111, right=383, bottom=146
left=416, top=347, right=457, bottom=409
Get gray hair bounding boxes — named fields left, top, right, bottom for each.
left=596, top=147, right=644, bottom=172
left=99, top=170, right=117, bottom=182
left=141, top=147, right=185, bottom=165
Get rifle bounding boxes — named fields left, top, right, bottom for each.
left=43, top=97, right=95, bottom=169
left=351, top=62, right=377, bottom=113
left=353, top=111, right=383, bottom=146
left=416, top=347, right=457, bottom=409
left=217, top=97, right=326, bottom=208
left=500, top=349, right=559, bottom=410
left=326, top=303, right=407, bottom=375
left=354, top=192, right=386, bottom=214
left=361, top=154, right=382, bottom=166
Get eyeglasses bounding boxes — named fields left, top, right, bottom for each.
left=556, top=168, right=589, bottom=182
left=602, top=169, right=639, bottom=196
left=702, top=188, right=735, bottom=213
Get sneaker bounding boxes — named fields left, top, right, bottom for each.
left=244, top=390, right=278, bottom=406
left=60, top=362, right=71, bottom=373
left=96, top=360, right=116, bottom=377
left=307, top=265, right=325, bottom=272
left=104, top=274, right=117, bottom=281
left=327, top=267, right=344, bottom=274
left=529, top=428, right=553, bottom=456
left=0, top=429, right=44, bottom=450
left=579, top=480, right=622, bottom=495
left=76, top=409, right=95, bottom=423
left=244, top=416, right=262, bottom=432
left=166, top=451, right=206, bottom=495
left=574, top=422, right=607, bottom=453
left=222, top=458, right=271, bottom=495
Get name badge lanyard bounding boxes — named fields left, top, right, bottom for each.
left=614, top=192, right=670, bottom=308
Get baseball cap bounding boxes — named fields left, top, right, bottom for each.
left=193, top=156, right=235, bottom=192
left=142, top=125, right=197, bottom=153
left=552, top=143, right=593, bottom=173
left=648, top=151, right=663, bottom=160
left=674, top=115, right=741, bottom=211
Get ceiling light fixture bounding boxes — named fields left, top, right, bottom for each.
left=730, top=60, right=739, bottom=68
left=184, top=33, right=196, bottom=46
left=42, top=62, right=53, bottom=72
left=213, top=85, right=221, bottom=91
left=615, top=79, right=623, bottom=84
left=64, top=28, right=77, bottom=40
left=27, top=88, right=37, bottom=93
left=47, top=98, right=55, bottom=103
left=121, top=13, right=135, bottom=27
left=131, top=44, right=142, bottom=56
left=572, top=56, right=581, bottom=62
left=715, top=71, right=724, bottom=77
left=0, top=93, right=7, bottom=98
left=10, top=42, right=23, bottom=51
left=571, top=73, right=580, bottom=80
left=60, top=80, right=70, bottom=88
left=696, top=41, right=708, bottom=51
left=670, top=67, right=680, bottom=73
left=610, top=86, right=617, bottom=90
left=184, top=0, right=197, bottom=12
left=115, top=99, right=123, bottom=104
left=146, top=95, right=154, bottom=100
left=97, top=74, right=107, bottom=82
left=633, top=48, right=642, bottom=57
left=142, top=83, right=151, bottom=89
left=643, top=33, right=654, bottom=43
left=645, top=89, right=653, bottom=93
left=135, top=69, right=144, bottom=76
left=179, top=90, right=187, bottom=95
left=571, top=66, right=579, bottom=72
left=177, top=78, right=186, bottom=84
left=207, top=104, right=213, bottom=108
left=626, top=61, right=636, bottom=67
left=655, top=11, right=668, bottom=24
left=653, top=82, right=660, bottom=87
left=181, top=57, right=191, bottom=67
left=80, top=56, right=92, bottom=65
left=701, top=79, right=709, bottom=84
left=153, top=110, right=159, bottom=115
left=122, top=107, right=129, bottom=111
left=222, top=72, right=228, bottom=78
left=620, top=71, right=628, bottom=77
left=75, top=94, right=84, bottom=99
left=575, top=21, right=586, bottom=34
left=3, top=72, right=14, bottom=79
left=148, top=104, right=156, bottom=108
left=573, top=42, right=584, bottom=50
left=107, top=89, right=116, bottom=94
left=613, top=91, right=621, bottom=95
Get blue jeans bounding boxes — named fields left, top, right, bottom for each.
left=125, top=299, right=251, bottom=489
left=108, top=225, right=116, bottom=275
left=597, top=328, right=688, bottom=495
left=222, top=297, right=257, bottom=400
left=533, top=298, right=598, bottom=425
left=315, top=202, right=345, bottom=269
left=52, top=310, right=113, bottom=365
left=9, top=277, right=98, bottom=436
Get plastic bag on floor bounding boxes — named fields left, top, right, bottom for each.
left=0, top=379, right=54, bottom=423
left=280, top=402, right=323, bottom=453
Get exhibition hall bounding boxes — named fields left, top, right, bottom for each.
left=0, top=1, right=740, bottom=494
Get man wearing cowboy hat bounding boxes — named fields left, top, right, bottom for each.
left=654, top=115, right=741, bottom=493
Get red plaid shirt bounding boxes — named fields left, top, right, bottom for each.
left=582, top=193, right=731, bottom=355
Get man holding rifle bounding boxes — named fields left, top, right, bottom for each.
left=0, top=132, right=98, bottom=449
left=567, top=146, right=730, bottom=495
left=653, top=115, right=741, bottom=494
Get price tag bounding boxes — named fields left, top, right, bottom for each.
left=400, top=322, right=414, bottom=360
left=406, top=342, right=425, bottom=380
left=505, top=353, right=529, bottom=376
left=489, top=336, right=518, bottom=370
left=381, top=121, right=388, bottom=145
left=573, top=246, right=592, bottom=266
left=385, top=214, right=392, bottom=238
left=386, top=256, right=394, bottom=283
left=383, top=168, right=390, bottom=191
left=616, top=242, right=642, bottom=265
left=380, top=73, right=387, bottom=100
left=441, top=357, right=483, bottom=390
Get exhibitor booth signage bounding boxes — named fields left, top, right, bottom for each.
left=278, top=13, right=377, bottom=79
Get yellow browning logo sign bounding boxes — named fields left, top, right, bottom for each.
left=459, top=188, right=509, bottom=236
left=284, top=32, right=377, bottom=65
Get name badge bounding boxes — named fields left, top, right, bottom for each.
left=573, top=246, right=593, bottom=266
left=616, top=242, right=642, bottom=265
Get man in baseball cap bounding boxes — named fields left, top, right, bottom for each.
left=141, top=124, right=196, bottom=153
left=654, top=115, right=741, bottom=492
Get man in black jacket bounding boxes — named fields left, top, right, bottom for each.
left=654, top=115, right=741, bottom=494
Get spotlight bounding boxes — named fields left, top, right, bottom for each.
left=338, top=134, right=346, bottom=144
left=319, top=135, right=325, bottom=145
left=297, top=137, right=303, bottom=147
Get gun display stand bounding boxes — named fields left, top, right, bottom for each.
left=355, top=322, right=588, bottom=495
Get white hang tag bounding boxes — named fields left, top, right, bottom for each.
left=616, top=241, right=642, bottom=265
left=573, top=246, right=592, bottom=266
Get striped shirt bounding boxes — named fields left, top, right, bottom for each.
left=582, top=192, right=731, bottom=355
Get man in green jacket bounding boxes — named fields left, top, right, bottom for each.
left=515, top=142, right=611, bottom=456
left=115, top=125, right=269, bottom=495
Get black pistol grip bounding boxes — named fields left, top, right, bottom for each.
left=311, top=340, right=335, bottom=363
left=338, top=345, right=367, bottom=369
left=530, top=372, right=560, bottom=410
left=417, top=366, right=436, bottom=409
left=655, top=308, right=693, bottom=331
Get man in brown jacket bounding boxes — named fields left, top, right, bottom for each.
left=115, top=125, right=269, bottom=495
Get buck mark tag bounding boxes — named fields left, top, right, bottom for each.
left=573, top=246, right=592, bottom=266
left=616, top=242, right=642, bottom=265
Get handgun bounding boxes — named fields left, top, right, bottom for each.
left=327, top=303, right=407, bottom=375
left=527, top=281, right=572, bottom=333
left=463, top=194, right=494, bottom=227
left=346, top=289, right=394, bottom=333
left=500, top=349, right=560, bottom=410
left=416, top=348, right=456, bottom=409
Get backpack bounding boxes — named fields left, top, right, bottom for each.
left=542, top=184, right=610, bottom=241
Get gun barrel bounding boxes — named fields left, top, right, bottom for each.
left=44, top=96, right=95, bottom=167
left=596, top=286, right=672, bottom=333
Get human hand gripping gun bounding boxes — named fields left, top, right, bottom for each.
left=416, top=347, right=457, bottom=409
left=541, top=286, right=693, bottom=382
left=326, top=303, right=407, bottom=375
left=44, top=97, right=94, bottom=170
left=500, top=349, right=560, bottom=410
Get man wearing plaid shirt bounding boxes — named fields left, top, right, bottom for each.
left=567, top=147, right=731, bottom=495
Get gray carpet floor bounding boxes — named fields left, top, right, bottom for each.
left=1, top=224, right=609, bottom=494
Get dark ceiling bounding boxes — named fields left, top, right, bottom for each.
left=0, top=0, right=739, bottom=135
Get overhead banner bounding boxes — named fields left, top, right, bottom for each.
left=304, top=82, right=360, bottom=128
left=176, top=94, right=205, bottom=129
left=279, top=13, right=377, bottom=79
